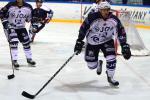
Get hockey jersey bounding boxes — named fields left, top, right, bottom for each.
left=78, top=12, right=127, bottom=46
left=1, top=1, right=33, bottom=29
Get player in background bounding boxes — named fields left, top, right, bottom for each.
left=74, top=1, right=131, bottom=86
left=90, top=0, right=104, bottom=14
left=29, top=0, right=53, bottom=43
left=83, top=0, right=107, bottom=19
left=90, top=0, right=114, bottom=14
left=0, top=0, right=36, bottom=68
left=83, top=0, right=114, bottom=19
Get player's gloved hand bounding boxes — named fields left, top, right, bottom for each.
left=121, top=43, right=131, bottom=60
left=74, top=39, right=84, bottom=55
left=31, top=24, right=38, bottom=33
left=48, top=10, right=53, bottom=19
left=2, top=21, right=12, bottom=30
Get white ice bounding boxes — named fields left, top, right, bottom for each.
left=0, top=22, right=150, bottom=100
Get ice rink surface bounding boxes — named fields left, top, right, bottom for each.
left=0, top=22, right=150, bottom=100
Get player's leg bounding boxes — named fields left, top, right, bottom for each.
left=1, top=19, right=20, bottom=68
left=29, top=24, right=37, bottom=43
left=101, top=39, right=119, bottom=86
left=96, top=59, right=103, bottom=75
left=17, top=28, right=36, bottom=66
left=85, top=43, right=102, bottom=74
left=29, top=22, right=45, bottom=42
left=8, top=29, right=19, bottom=68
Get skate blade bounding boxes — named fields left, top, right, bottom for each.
left=28, top=64, right=36, bottom=67
left=109, top=83, right=119, bottom=88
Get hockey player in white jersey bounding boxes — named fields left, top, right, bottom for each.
left=90, top=0, right=104, bottom=14
left=0, top=0, right=36, bottom=68
left=83, top=0, right=113, bottom=19
left=83, top=0, right=108, bottom=19
left=29, top=0, right=53, bottom=42
left=74, top=1, right=131, bottom=86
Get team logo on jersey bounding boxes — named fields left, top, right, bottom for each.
left=16, top=13, right=27, bottom=18
left=90, top=20, right=113, bottom=34
left=91, top=35, right=99, bottom=43
left=87, top=19, right=115, bottom=45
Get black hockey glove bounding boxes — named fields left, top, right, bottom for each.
left=2, top=20, right=11, bottom=30
left=121, top=43, right=131, bottom=60
left=74, top=39, right=84, bottom=55
left=31, top=23, right=45, bottom=33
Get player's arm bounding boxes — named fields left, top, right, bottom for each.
left=1, top=2, right=13, bottom=29
left=44, top=9, right=54, bottom=23
left=25, top=3, right=33, bottom=23
left=116, top=16, right=131, bottom=60
left=74, top=14, right=92, bottom=54
left=116, top=19, right=127, bottom=45
left=0, top=2, right=11, bottom=18
left=78, top=14, right=92, bottom=41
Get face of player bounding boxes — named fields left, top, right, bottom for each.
left=16, top=0, right=24, bottom=7
left=36, top=2, right=42, bottom=8
left=100, top=8, right=110, bottom=19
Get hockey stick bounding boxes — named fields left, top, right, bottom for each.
left=22, top=52, right=77, bottom=99
left=7, top=43, right=15, bottom=79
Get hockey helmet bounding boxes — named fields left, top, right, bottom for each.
left=98, top=1, right=111, bottom=9
left=36, top=0, right=43, bottom=3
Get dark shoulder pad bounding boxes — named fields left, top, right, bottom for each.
left=3, top=2, right=15, bottom=10
left=88, top=12, right=100, bottom=21
left=110, top=14, right=120, bottom=22
left=24, top=2, right=33, bottom=10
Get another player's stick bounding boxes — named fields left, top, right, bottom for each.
left=22, top=52, right=77, bottom=99
left=7, top=44, right=15, bottom=79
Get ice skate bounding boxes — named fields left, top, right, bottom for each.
left=13, top=60, right=19, bottom=68
left=106, top=71, right=119, bottom=86
left=96, top=60, right=103, bottom=75
left=27, top=59, right=36, bottom=66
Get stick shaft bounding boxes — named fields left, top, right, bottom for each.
left=34, top=52, right=76, bottom=96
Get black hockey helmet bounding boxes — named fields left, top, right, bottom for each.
left=36, top=0, right=43, bottom=3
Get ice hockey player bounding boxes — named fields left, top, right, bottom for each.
left=90, top=0, right=104, bottom=14
left=0, top=0, right=36, bottom=68
left=74, top=1, right=131, bottom=86
left=89, top=0, right=114, bottom=14
left=83, top=0, right=113, bottom=20
left=29, top=0, right=53, bottom=42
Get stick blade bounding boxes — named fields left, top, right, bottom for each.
left=22, top=91, right=35, bottom=99
left=7, top=74, right=15, bottom=79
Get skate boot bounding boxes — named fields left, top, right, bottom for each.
left=106, top=71, right=119, bottom=86
left=27, top=59, right=36, bottom=66
left=96, top=60, right=103, bottom=75
left=13, top=60, right=19, bottom=68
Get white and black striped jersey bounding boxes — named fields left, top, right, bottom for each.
left=78, top=12, right=127, bottom=46
left=2, top=1, right=33, bottom=29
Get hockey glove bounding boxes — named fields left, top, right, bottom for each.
left=74, top=39, right=84, bottom=55
left=2, top=20, right=11, bottom=30
left=121, top=43, right=131, bottom=60
left=31, top=24, right=39, bottom=33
